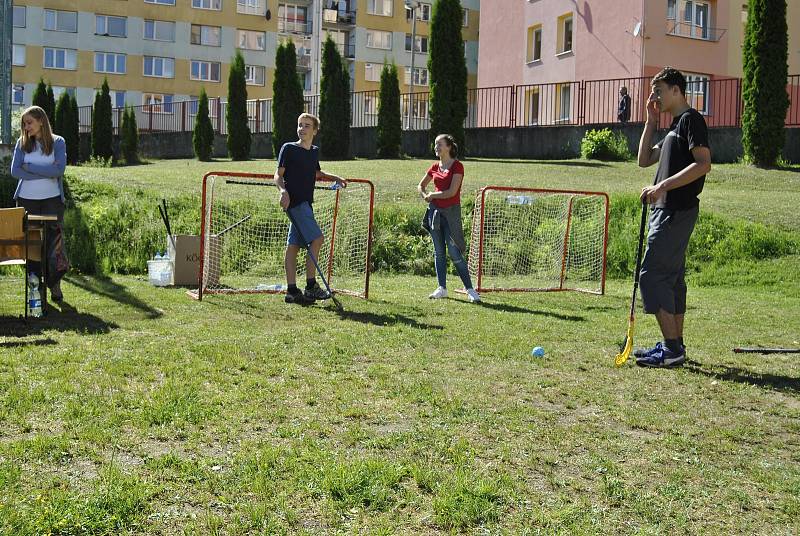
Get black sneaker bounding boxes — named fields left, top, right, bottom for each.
left=285, top=289, right=312, bottom=305
left=304, top=282, right=331, bottom=301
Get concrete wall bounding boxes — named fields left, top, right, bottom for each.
left=79, top=126, right=800, bottom=164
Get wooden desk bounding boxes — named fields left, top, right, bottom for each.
left=27, top=214, right=58, bottom=313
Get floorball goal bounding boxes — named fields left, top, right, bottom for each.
left=190, top=172, right=374, bottom=300
left=467, top=186, right=610, bottom=294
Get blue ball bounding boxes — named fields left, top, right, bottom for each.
left=531, top=346, right=545, bottom=357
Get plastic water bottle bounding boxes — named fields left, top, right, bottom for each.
left=28, top=273, right=43, bottom=318
left=155, top=252, right=163, bottom=260
left=506, top=195, right=532, bottom=205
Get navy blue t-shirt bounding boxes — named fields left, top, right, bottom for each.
left=278, top=142, right=321, bottom=208
left=654, top=108, right=709, bottom=210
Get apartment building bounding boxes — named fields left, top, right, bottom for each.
left=478, top=0, right=800, bottom=125
left=9, top=0, right=480, bottom=111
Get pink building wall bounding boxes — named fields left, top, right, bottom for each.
left=574, top=0, right=644, bottom=81
left=476, top=0, right=525, bottom=88
left=522, top=0, right=576, bottom=86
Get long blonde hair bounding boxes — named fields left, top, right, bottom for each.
left=20, top=106, right=55, bottom=155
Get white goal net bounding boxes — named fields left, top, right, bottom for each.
left=191, top=172, right=374, bottom=300
left=467, top=186, right=609, bottom=294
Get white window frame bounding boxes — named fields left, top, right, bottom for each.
left=526, top=25, right=542, bottom=63
left=364, top=63, right=382, bottom=82
left=278, top=4, right=310, bottom=33
left=192, top=0, right=222, bottom=10
left=364, top=94, right=378, bottom=115
left=365, top=29, right=392, bottom=50
left=13, top=85, right=25, bottom=106
left=12, top=6, right=26, bottom=28
left=145, top=0, right=176, bottom=5
left=667, top=0, right=677, bottom=19
left=244, top=65, right=266, bottom=86
left=558, top=15, right=573, bottom=54
left=94, top=52, right=127, bottom=74
left=143, top=56, right=175, bottom=78
left=404, top=66, right=429, bottom=86
left=191, top=60, right=222, bottom=82
left=43, top=48, right=77, bottom=70
left=44, top=9, right=78, bottom=33
left=109, top=90, right=127, bottom=109
left=685, top=73, right=710, bottom=114
left=96, top=15, right=127, bottom=37
left=52, top=87, right=76, bottom=101
left=558, top=84, right=571, bottom=121
left=367, top=0, right=392, bottom=17
left=237, top=29, right=266, bottom=50
left=678, top=0, right=711, bottom=40
left=463, top=8, right=469, bottom=27
left=13, top=44, right=26, bottom=66
left=238, top=0, right=266, bottom=16
left=405, top=34, right=428, bottom=53
left=405, top=3, right=431, bottom=21
left=142, top=93, right=174, bottom=114
left=191, top=24, right=222, bottom=46
left=144, top=20, right=176, bottom=42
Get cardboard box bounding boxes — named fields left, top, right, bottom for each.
left=167, top=234, right=220, bottom=286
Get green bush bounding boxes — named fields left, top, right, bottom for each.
left=377, top=63, right=402, bottom=158
left=91, top=79, right=114, bottom=160
left=226, top=50, right=251, bottom=161
left=193, top=89, right=215, bottom=161
left=580, top=128, right=632, bottom=161
left=120, top=106, right=140, bottom=164
left=319, top=36, right=351, bottom=160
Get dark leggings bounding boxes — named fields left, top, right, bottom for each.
left=16, top=196, right=67, bottom=287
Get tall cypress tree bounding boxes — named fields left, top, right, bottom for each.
left=53, top=91, right=70, bottom=138
left=377, top=63, right=402, bottom=158
left=32, top=79, right=49, bottom=114
left=272, top=41, right=305, bottom=155
left=91, top=79, right=114, bottom=160
left=742, top=0, right=789, bottom=167
left=45, top=84, right=56, bottom=123
left=319, top=35, right=350, bottom=159
left=120, top=106, right=139, bottom=164
left=428, top=0, right=468, bottom=153
left=227, top=50, right=251, bottom=160
left=68, top=95, right=81, bottom=164
left=193, top=89, right=215, bottom=161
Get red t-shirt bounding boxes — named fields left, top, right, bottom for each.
left=426, top=160, right=464, bottom=208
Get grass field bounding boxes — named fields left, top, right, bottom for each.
left=1, top=157, right=799, bottom=534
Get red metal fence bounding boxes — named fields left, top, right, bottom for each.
left=77, top=74, right=800, bottom=134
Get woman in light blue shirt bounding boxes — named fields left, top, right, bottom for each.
left=10, top=106, right=69, bottom=302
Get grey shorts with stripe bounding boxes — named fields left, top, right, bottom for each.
left=639, top=206, right=699, bottom=315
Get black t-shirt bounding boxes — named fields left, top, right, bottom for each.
left=278, top=142, right=321, bottom=208
left=654, top=108, right=709, bottom=210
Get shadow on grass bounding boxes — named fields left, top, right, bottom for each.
left=334, top=309, right=444, bottom=330
left=685, top=361, right=800, bottom=395
left=466, top=158, right=613, bottom=168
left=0, top=300, right=117, bottom=338
left=475, top=300, right=586, bottom=321
left=65, top=274, right=162, bottom=319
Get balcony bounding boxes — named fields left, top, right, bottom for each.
left=339, top=42, right=355, bottom=59
left=278, top=17, right=312, bottom=35
left=667, top=20, right=726, bottom=42
left=322, top=8, right=357, bottom=25
left=296, top=54, right=311, bottom=70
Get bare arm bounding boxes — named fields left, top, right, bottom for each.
left=424, top=174, right=463, bottom=200
left=641, top=147, right=711, bottom=203
left=417, top=173, right=433, bottom=200
left=315, top=169, right=347, bottom=188
left=637, top=92, right=661, bottom=168
left=275, top=166, right=289, bottom=209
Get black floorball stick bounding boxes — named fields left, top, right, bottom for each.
left=733, top=348, right=800, bottom=354
left=217, top=214, right=252, bottom=237
left=615, top=201, right=648, bottom=367
left=284, top=207, right=343, bottom=312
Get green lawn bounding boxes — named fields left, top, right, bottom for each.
left=1, top=157, right=799, bottom=534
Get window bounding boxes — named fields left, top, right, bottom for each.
left=405, top=3, right=431, bottom=21
left=685, top=73, right=709, bottom=114
left=142, top=93, right=174, bottom=113
left=96, top=15, right=127, bottom=37
left=364, top=94, right=378, bottom=115
left=674, top=1, right=711, bottom=39
left=526, top=25, right=542, bottom=62
left=325, top=29, right=351, bottom=57
left=144, top=20, right=176, bottom=41
left=367, top=0, right=392, bottom=16
left=44, top=48, right=78, bottom=70
left=191, top=60, right=221, bottom=82
left=245, top=65, right=266, bottom=85
left=238, top=29, right=266, bottom=50
left=405, top=34, right=428, bottom=53
left=558, top=84, right=571, bottom=121
left=524, top=87, right=540, bottom=125
left=557, top=15, right=573, bottom=53
left=110, top=90, right=126, bottom=108
left=667, top=0, right=677, bottom=19
left=403, top=98, right=427, bottom=120
left=405, top=67, right=429, bottom=86
left=145, top=0, right=176, bottom=5
left=463, top=8, right=469, bottom=26
left=238, top=0, right=266, bottom=16
left=13, top=6, right=26, bottom=27
left=44, top=10, right=78, bottom=32
left=13, top=45, right=26, bottom=66
left=193, top=0, right=222, bottom=9
left=364, top=63, right=382, bottom=82
left=191, top=25, right=222, bottom=46
left=95, top=52, right=127, bottom=74
left=366, top=29, right=392, bottom=49
left=278, top=4, right=310, bottom=33
left=13, top=85, right=24, bottom=106
left=144, top=56, right=175, bottom=77
left=52, top=87, right=76, bottom=100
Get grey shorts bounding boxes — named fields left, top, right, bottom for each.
left=639, top=206, right=699, bottom=315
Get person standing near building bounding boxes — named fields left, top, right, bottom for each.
left=618, top=86, right=632, bottom=123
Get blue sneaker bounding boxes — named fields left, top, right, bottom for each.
left=636, top=344, right=686, bottom=368
left=634, top=342, right=663, bottom=359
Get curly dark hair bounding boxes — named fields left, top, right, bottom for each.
left=651, top=66, right=687, bottom=96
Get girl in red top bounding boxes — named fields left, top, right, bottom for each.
left=417, top=134, right=480, bottom=303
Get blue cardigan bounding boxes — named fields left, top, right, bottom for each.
left=10, top=135, right=67, bottom=202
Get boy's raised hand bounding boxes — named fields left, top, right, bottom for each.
left=646, top=92, right=659, bottom=124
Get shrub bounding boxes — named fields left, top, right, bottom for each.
left=272, top=41, right=305, bottom=156
left=68, top=95, right=81, bottom=164
left=226, top=50, right=251, bottom=160
left=120, top=106, right=140, bottom=164
left=91, top=79, right=114, bottom=160
left=31, top=79, right=49, bottom=116
left=580, top=128, right=632, bottom=161
left=193, top=90, right=215, bottom=161
left=319, top=36, right=351, bottom=159
left=377, top=63, right=402, bottom=158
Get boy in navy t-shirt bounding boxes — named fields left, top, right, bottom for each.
left=276, top=113, right=346, bottom=304
left=635, top=67, right=712, bottom=367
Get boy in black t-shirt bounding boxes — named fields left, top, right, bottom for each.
left=276, top=113, right=346, bottom=305
left=634, top=67, right=712, bottom=367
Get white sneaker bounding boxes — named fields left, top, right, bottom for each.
left=466, top=288, right=481, bottom=303
left=429, top=286, right=448, bottom=299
